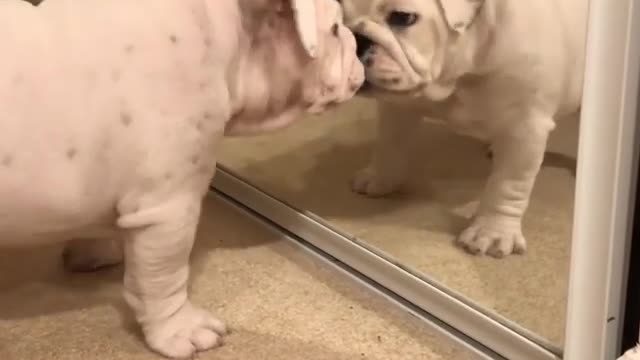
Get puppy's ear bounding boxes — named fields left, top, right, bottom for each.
left=438, top=0, right=485, bottom=34
left=289, top=0, right=319, bottom=58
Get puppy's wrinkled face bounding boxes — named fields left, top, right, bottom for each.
left=341, top=0, right=484, bottom=100
left=227, top=0, right=364, bottom=134
left=298, top=0, right=366, bottom=113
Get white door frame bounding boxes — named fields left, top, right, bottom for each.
left=564, top=0, right=640, bottom=358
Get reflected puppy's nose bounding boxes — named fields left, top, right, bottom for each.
left=355, top=33, right=374, bottom=62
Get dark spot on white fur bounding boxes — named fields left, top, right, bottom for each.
left=2, top=155, right=12, bottom=167
left=112, top=70, right=121, bottom=82
left=169, top=34, right=178, bottom=44
left=12, top=74, right=23, bottom=85
left=199, top=164, right=213, bottom=175
left=121, top=112, right=133, bottom=126
left=67, top=148, right=77, bottom=160
left=332, top=24, right=339, bottom=37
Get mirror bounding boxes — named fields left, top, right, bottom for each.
left=218, top=0, right=588, bottom=352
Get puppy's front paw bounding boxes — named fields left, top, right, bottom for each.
left=457, top=215, right=526, bottom=258
left=351, top=167, right=403, bottom=197
left=145, top=302, right=227, bottom=359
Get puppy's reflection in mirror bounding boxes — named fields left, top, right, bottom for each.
left=221, top=0, right=587, bottom=351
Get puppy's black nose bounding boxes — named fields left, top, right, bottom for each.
left=355, top=33, right=374, bottom=59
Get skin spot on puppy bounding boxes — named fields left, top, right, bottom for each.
left=2, top=155, right=12, bottom=167
left=67, top=148, right=77, bottom=160
left=169, top=34, right=179, bottom=44
left=164, top=172, right=173, bottom=180
left=195, top=121, right=205, bottom=132
left=124, top=44, right=135, bottom=54
left=332, top=24, right=339, bottom=37
left=112, top=69, right=121, bottom=82
left=12, top=74, right=23, bottom=85
left=190, top=155, right=200, bottom=165
left=121, top=112, right=133, bottom=126
left=199, top=163, right=216, bottom=176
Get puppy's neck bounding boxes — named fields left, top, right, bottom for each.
left=223, top=1, right=311, bottom=134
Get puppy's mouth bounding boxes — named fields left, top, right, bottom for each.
left=354, top=34, right=455, bottom=101
left=353, top=30, right=426, bottom=96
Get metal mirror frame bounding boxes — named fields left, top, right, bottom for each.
left=211, top=0, right=640, bottom=358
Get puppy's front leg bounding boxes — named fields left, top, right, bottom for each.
left=120, top=195, right=226, bottom=359
left=457, top=116, right=553, bottom=257
left=352, top=102, right=421, bottom=196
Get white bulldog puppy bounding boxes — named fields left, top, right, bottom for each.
left=341, top=0, right=588, bottom=257
left=0, top=0, right=363, bottom=358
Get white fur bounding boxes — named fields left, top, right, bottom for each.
left=343, top=0, right=588, bottom=257
left=0, top=0, right=363, bottom=358
left=620, top=345, right=640, bottom=360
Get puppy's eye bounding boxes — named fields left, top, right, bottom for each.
left=387, top=11, right=420, bottom=27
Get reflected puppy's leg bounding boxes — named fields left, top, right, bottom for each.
left=457, top=114, right=553, bottom=257
left=120, top=195, right=227, bottom=359
left=63, top=237, right=123, bottom=272
left=352, top=102, right=421, bottom=197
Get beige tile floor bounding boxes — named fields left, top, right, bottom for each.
left=0, top=194, right=480, bottom=360
left=218, top=98, right=578, bottom=348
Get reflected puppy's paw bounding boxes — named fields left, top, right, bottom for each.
left=351, top=167, right=403, bottom=197
left=457, top=215, right=526, bottom=258
left=145, top=302, right=228, bottom=359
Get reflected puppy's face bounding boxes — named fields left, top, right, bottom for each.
left=340, top=0, right=485, bottom=100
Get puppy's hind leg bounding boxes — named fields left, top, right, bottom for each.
left=119, top=194, right=227, bottom=359
left=63, top=237, right=123, bottom=273
left=351, top=101, right=421, bottom=197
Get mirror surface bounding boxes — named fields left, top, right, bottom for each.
left=219, top=0, right=587, bottom=350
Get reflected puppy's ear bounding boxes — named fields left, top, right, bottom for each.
left=288, top=0, right=319, bottom=58
left=438, top=0, right=485, bottom=34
